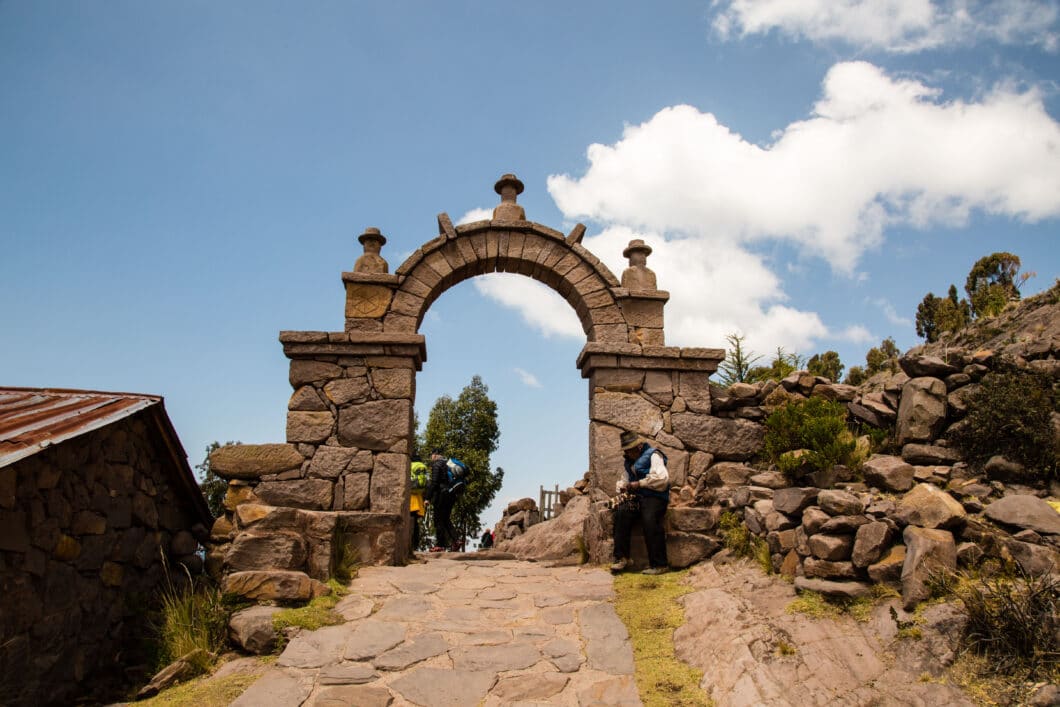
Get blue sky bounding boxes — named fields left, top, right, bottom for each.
left=3, top=1, right=1058, bottom=528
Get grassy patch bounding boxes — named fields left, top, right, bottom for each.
left=272, top=578, right=349, bottom=633
left=135, top=668, right=265, bottom=707
left=155, top=580, right=229, bottom=673
left=786, top=590, right=875, bottom=622
left=718, top=511, right=773, bottom=575
left=613, top=570, right=713, bottom=707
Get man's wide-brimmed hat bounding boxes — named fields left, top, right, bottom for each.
left=619, top=431, right=643, bottom=450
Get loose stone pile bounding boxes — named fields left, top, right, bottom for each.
left=491, top=497, right=542, bottom=544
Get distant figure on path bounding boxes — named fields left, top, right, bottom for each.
left=611, top=431, right=670, bottom=575
left=427, top=448, right=460, bottom=552
left=480, top=528, right=494, bottom=549
left=409, top=454, right=428, bottom=552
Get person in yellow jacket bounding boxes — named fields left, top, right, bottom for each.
left=409, top=455, right=428, bottom=552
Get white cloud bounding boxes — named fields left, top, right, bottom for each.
left=513, top=367, right=542, bottom=388
left=471, top=62, right=1060, bottom=357
left=456, top=207, right=492, bottom=225
left=712, top=0, right=1059, bottom=53
left=835, top=324, right=875, bottom=344
left=548, top=62, right=1060, bottom=274
left=473, top=273, right=583, bottom=339
left=870, top=297, right=913, bottom=326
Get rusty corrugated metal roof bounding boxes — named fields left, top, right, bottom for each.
left=0, top=387, right=161, bottom=467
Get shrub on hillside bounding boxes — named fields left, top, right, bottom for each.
left=952, top=570, right=1059, bottom=681
left=764, top=397, right=857, bottom=477
left=949, top=367, right=1057, bottom=482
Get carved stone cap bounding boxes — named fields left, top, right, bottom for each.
left=494, top=173, right=525, bottom=196
left=622, top=239, right=652, bottom=258
left=358, top=227, right=387, bottom=247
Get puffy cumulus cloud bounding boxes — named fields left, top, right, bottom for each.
left=584, top=226, right=829, bottom=353
left=712, top=0, right=1059, bottom=53
left=472, top=273, right=583, bottom=339
left=548, top=62, right=1060, bottom=273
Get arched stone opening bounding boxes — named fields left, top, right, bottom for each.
left=209, top=175, right=730, bottom=597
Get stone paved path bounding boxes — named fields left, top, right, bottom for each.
left=230, top=556, right=641, bottom=706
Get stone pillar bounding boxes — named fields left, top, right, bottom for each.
left=578, top=343, right=724, bottom=496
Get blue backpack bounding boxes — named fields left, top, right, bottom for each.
left=445, top=458, right=468, bottom=493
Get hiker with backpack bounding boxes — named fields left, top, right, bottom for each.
left=409, top=455, right=429, bottom=552
left=426, top=448, right=466, bottom=552
left=610, top=431, right=671, bottom=575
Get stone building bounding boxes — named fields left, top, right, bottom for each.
left=0, top=387, right=213, bottom=706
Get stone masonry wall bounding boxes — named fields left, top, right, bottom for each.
left=0, top=412, right=210, bottom=707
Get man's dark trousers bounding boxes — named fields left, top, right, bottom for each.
left=613, top=495, right=668, bottom=568
left=433, top=492, right=457, bottom=549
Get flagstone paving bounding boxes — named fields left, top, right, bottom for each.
left=230, top=556, right=641, bottom=706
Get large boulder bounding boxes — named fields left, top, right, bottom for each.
left=862, top=455, right=915, bottom=492
left=670, top=414, right=765, bottom=461
left=852, top=521, right=893, bottom=568
left=702, top=462, right=755, bottom=487
left=817, top=490, right=865, bottom=516
left=983, top=495, right=1060, bottom=536
left=666, top=507, right=719, bottom=533
left=496, top=495, right=592, bottom=561
left=901, top=526, right=956, bottom=610
left=896, top=377, right=948, bottom=445
left=1003, top=538, right=1060, bottom=576
left=896, top=483, right=966, bottom=530
left=773, top=487, right=819, bottom=515
left=898, top=355, right=959, bottom=378
left=210, top=443, right=305, bottom=480
left=666, top=532, right=721, bottom=569
left=900, top=444, right=960, bottom=466
left=229, top=605, right=281, bottom=654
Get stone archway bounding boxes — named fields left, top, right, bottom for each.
left=275, top=174, right=725, bottom=567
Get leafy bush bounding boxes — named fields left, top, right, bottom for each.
left=718, top=511, right=772, bottom=574
left=951, top=571, right=1059, bottom=681
left=949, top=367, right=1058, bottom=482
left=764, top=397, right=857, bottom=476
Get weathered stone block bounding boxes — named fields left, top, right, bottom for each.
left=896, top=483, right=966, bottom=529
left=901, top=526, right=956, bottom=610
left=590, top=392, right=663, bottom=437
left=308, top=446, right=360, bottom=480
left=896, top=377, right=948, bottom=445
left=255, top=479, right=334, bottom=510
left=286, top=412, right=335, bottom=444
left=323, top=378, right=371, bottom=406
left=773, top=487, right=819, bottom=515
left=370, top=453, right=407, bottom=515
left=210, top=443, right=305, bottom=480
left=868, top=544, right=905, bottom=585
left=862, top=455, right=915, bottom=492
left=71, top=511, right=106, bottom=535
left=228, top=531, right=308, bottom=572
left=371, top=368, right=414, bottom=398
left=817, top=489, right=865, bottom=516
left=670, top=414, right=764, bottom=460
left=983, top=495, right=1060, bottom=536
left=794, top=576, right=872, bottom=598
left=223, top=570, right=330, bottom=601
left=343, top=473, right=371, bottom=510
left=336, top=399, right=411, bottom=451
left=803, top=558, right=860, bottom=579
left=288, top=386, right=328, bottom=412
left=808, top=533, right=854, bottom=561
left=666, top=507, right=718, bottom=533
left=290, top=361, right=343, bottom=388
left=229, top=605, right=281, bottom=655
left=666, top=531, right=720, bottom=569
left=703, top=462, right=754, bottom=487
left=852, top=521, right=893, bottom=568
left=592, top=369, right=645, bottom=392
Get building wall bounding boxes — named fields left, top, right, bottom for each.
left=0, top=411, right=209, bottom=707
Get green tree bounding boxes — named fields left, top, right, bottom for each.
left=806, top=350, right=844, bottom=382
left=865, top=337, right=900, bottom=376
left=717, top=333, right=762, bottom=386
left=915, top=292, right=942, bottom=342
left=422, top=375, right=504, bottom=548
left=916, top=285, right=971, bottom=342
left=843, top=366, right=867, bottom=386
left=195, top=441, right=239, bottom=518
left=965, top=252, right=1032, bottom=318
left=747, top=347, right=804, bottom=383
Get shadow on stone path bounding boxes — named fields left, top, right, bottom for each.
left=230, top=555, right=641, bottom=706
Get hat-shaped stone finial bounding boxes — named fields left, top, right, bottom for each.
left=620, top=238, right=657, bottom=290
left=492, top=173, right=526, bottom=221
left=354, top=227, right=389, bottom=274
